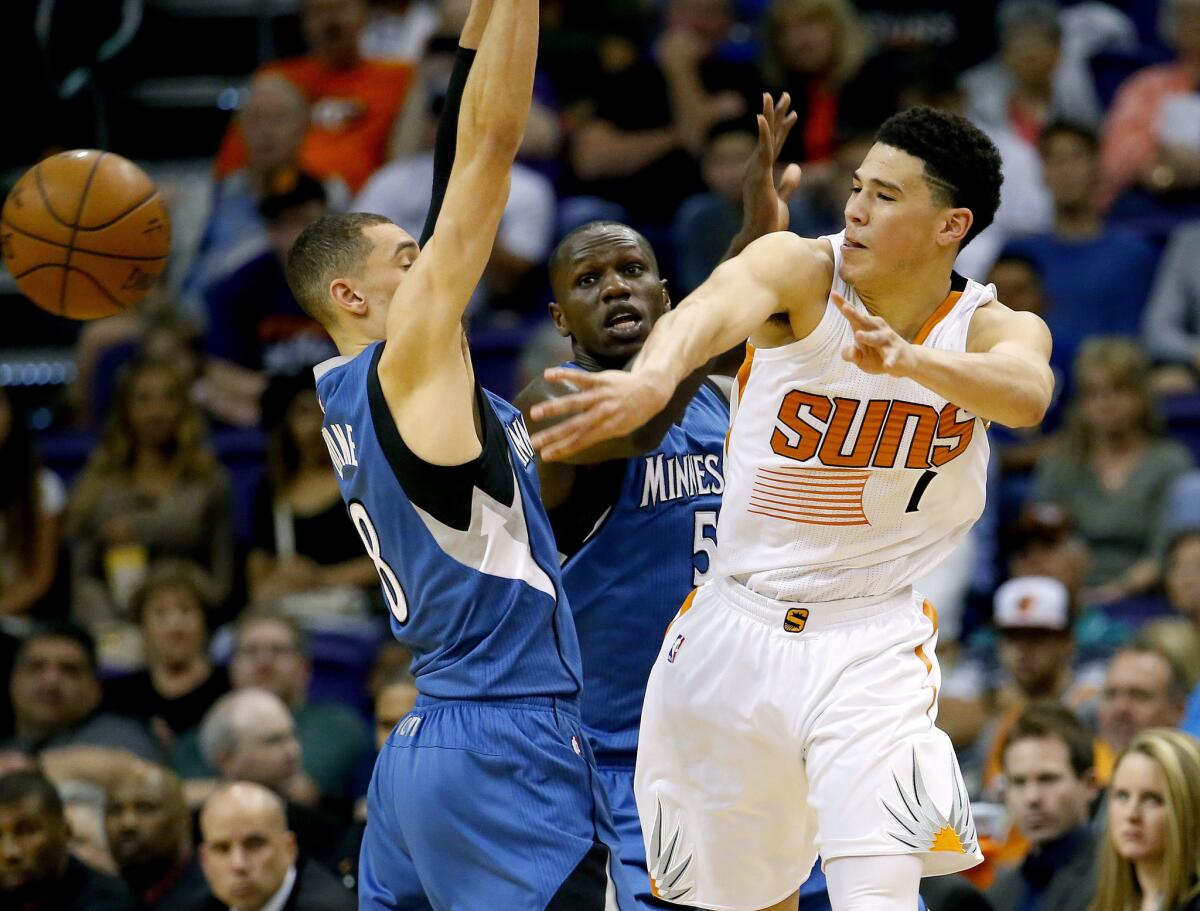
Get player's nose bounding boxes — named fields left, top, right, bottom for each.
left=600, top=272, right=631, bottom=299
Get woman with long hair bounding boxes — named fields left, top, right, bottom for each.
left=0, top=388, right=64, bottom=616
left=68, top=359, right=233, bottom=650
left=1031, top=337, right=1193, bottom=603
left=1093, top=728, right=1200, bottom=911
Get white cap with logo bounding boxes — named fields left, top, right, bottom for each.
left=993, top=575, right=1071, bottom=631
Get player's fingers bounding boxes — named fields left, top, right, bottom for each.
left=841, top=342, right=862, bottom=365
left=542, top=367, right=603, bottom=389
left=855, top=327, right=891, bottom=346
left=530, top=409, right=597, bottom=453
left=529, top=390, right=598, bottom=423
left=756, top=114, right=771, bottom=155
left=833, top=293, right=866, bottom=325
left=774, top=110, right=799, bottom=148
left=540, top=416, right=613, bottom=461
left=778, top=163, right=802, bottom=201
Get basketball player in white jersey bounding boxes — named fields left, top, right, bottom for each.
left=529, top=106, right=1054, bottom=911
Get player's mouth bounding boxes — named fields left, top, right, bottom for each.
left=603, top=307, right=645, bottom=340
left=844, top=238, right=867, bottom=250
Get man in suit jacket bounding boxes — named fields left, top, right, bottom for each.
left=988, top=703, right=1100, bottom=911
left=198, top=782, right=352, bottom=911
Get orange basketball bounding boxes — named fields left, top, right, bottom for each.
left=1, top=150, right=171, bottom=320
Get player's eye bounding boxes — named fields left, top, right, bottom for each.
left=578, top=274, right=596, bottom=286
left=849, top=186, right=861, bottom=194
left=877, top=193, right=895, bottom=202
left=624, top=264, right=644, bottom=275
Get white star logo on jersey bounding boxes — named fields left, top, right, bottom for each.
left=880, top=748, right=978, bottom=856
left=647, top=798, right=695, bottom=902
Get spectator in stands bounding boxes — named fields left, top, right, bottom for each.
left=104, top=761, right=210, bottom=911
left=988, top=702, right=1100, bottom=911
left=249, top=377, right=376, bottom=610
left=1003, top=123, right=1160, bottom=372
left=962, top=1, right=1103, bottom=146
left=202, top=177, right=338, bottom=375
left=214, top=0, right=416, bottom=193
left=1142, top=221, right=1200, bottom=389
left=354, top=89, right=555, bottom=318
left=758, top=0, right=873, bottom=164
left=3, top=625, right=161, bottom=763
left=1099, top=0, right=1200, bottom=209
left=67, top=360, right=234, bottom=653
left=566, top=0, right=761, bottom=228
left=359, top=0, right=438, bottom=61
left=372, top=672, right=417, bottom=751
left=0, top=771, right=135, bottom=910
left=0, top=388, right=63, bottom=618
left=104, top=563, right=230, bottom=752
left=183, top=76, right=349, bottom=322
left=1093, top=729, right=1200, bottom=911
left=1031, top=338, right=1194, bottom=603
left=1098, top=643, right=1189, bottom=783
left=199, top=782, right=353, bottom=911
left=1004, top=504, right=1091, bottom=608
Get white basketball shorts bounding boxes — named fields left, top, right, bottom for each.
left=634, top=577, right=983, bottom=911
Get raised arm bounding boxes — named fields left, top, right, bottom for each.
left=531, top=232, right=831, bottom=461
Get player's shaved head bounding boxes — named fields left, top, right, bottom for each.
left=286, top=212, right=393, bottom=324
left=549, top=221, right=659, bottom=301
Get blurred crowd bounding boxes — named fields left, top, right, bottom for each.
left=4, top=0, right=1200, bottom=909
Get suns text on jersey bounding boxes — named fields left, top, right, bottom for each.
left=640, top=453, right=725, bottom=508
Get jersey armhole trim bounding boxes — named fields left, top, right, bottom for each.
left=367, top=343, right=515, bottom=530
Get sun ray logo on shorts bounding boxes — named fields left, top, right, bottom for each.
left=667, top=634, right=686, bottom=663
left=647, top=798, right=695, bottom=902
left=880, top=748, right=978, bottom=856
left=783, top=607, right=810, bottom=633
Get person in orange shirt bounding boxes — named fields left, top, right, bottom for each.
left=215, top=0, right=416, bottom=192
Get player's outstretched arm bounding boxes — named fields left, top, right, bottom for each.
left=530, top=232, right=830, bottom=461
left=837, top=294, right=1054, bottom=427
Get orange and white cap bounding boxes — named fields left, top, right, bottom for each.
left=993, top=576, right=1070, bottom=631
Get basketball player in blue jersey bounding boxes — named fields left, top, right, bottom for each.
left=282, top=1, right=627, bottom=908
left=516, top=96, right=802, bottom=910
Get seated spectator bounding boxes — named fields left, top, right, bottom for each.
left=0, top=771, right=135, bottom=910
left=961, top=1, right=1104, bottom=146
left=61, top=778, right=115, bottom=875
left=1097, top=643, right=1189, bottom=783
left=3, top=625, right=162, bottom=763
left=1141, top=221, right=1200, bottom=390
left=372, top=672, right=417, bottom=751
left=198, top=782, right=353, bottom=911
left=988, top=702, right=1099, bottom=911
left=1032, top=338, right=1194, bottom=602
left=1168, top=532, right=1200, bottom=736
left=182, top=76, right=349, bottom=320
left=201, top=178, right=338, bottom=375
left=566, top=0, right=761, bottom=228
left=354, top=90, right=556, bottom=318
left=1099, top=0, right=1200, bottom=208
left=1003, top=124, right=1160, bottom=373
left=0, top=388, right=64, bottom=619
left=214, top=0, right=416, bottom=193
left=249, top=379, right=376, bottom=611
left=1093, top=729, right=1200, bottom=911
left=67, top=360, right=234, bottom=655
left=759, top=0, right=873, bottom=163
left=104, top=563, right=230, bottom=752
left=359, top=0, right=438, bottom=61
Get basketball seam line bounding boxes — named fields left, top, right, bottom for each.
left=73, top=189, right=159, bottom=232
left=13, top=262, right=125, bottom=309
left=1, top=218, right=168, bottom=261
left=60, top=153, right=107, bottom=315
left=33, top=164, right=78, bottom=229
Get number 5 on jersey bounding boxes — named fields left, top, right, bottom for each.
left=693, top=510, right=718, bottom=586
left=349, top=500, right=408, bottom=623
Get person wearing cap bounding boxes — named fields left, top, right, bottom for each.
left=988, top=702, right=1100, bottom=911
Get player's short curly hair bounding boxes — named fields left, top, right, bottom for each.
left=874, top=106, right=1003, bottom=248
left=286, top=212, right=392, bottom=324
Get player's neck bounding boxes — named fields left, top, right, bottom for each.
left=571, top=346, right=628, bottom=373
left=854, top=261, right=955, bottom=343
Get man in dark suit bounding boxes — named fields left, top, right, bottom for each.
left=988, top=703, right=1100, bottom=911
left=198, top=781, right=352, bottom=911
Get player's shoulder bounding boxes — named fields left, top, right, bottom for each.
left=966, top=297, right=1051, bottom=354
left=514, top=364, right=582, bottom=420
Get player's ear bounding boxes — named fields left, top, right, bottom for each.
left=547, top=301, right=571, bottom=337
left=939, top=207, right=973, bottom=248
left=329, top=277, right=367, bottom=316
left=660, top=279, right=672, bottom=311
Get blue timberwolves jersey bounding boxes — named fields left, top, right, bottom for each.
left=314, top=342, right=583, bottom=700
left=556, top=371, right=728, bottom=759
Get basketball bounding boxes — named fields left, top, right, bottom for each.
left=1, top=150, right=171, bottom=320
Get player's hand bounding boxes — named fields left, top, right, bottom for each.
left=529, top=368, right=673, bottom=461
left=836, top=293, right=917, bottom=377
left=742, top=93, right=802, bottom=236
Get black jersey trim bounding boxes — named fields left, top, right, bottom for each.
left=545, top=841, right=611, bottom=911
left=950, top=270, right=968, bottom=293
left=367, top=344, right=515, bottom=531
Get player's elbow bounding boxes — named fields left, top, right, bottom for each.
left=1006, top=380, right=1054, bottom=428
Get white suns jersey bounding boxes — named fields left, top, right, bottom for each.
left=715, top=231, right=992, bottom=603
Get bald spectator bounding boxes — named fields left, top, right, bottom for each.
left=1096, top=642, right=1188, bottom=782
left=105, top=762, right=210, bottom=911
left=198, top=783, right=353, bottom=911
left=989, top=703, right=1099, bottom=911
left=192, top=690, right=344, bottom=866
left=3, top=625, right=161, bottom=763
left=175, top=612, right=371, bottom=805
left=213, top=0, right=417, bottom=193
left=0, top=771, right=135, bottom=911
